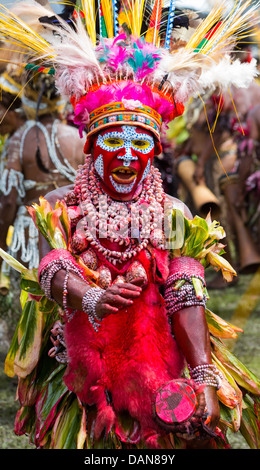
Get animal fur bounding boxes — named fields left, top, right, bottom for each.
left=63, top=248, right=184, bottom=447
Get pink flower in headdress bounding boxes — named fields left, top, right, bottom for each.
left=73, top=100, right=90, bottom=138
left=122, top=98, right=142, bottom=110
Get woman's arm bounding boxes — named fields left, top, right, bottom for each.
left=172, top=305, right=220, bottom=433
left=38, top=186, right=142, bottom=316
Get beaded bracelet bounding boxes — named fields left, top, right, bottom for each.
left=39, top=256, right=87, bottom=319
left=188, top=364, right=223, bottom=390
left=39, top=255, right=106, bottom=331
left=82, top=287, right=105, bottom=332
left=165, top=273, right=206, bottom=289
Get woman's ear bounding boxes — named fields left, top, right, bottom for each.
left=154, top=140, right=163, bottom=156
left=84, top=137, right=91, bottom=154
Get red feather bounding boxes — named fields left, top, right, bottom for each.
left=145, top=0, right=162, bottom=45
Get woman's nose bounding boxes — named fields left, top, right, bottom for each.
left=117, top=142, right=138, bottom=165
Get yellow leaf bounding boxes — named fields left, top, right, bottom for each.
left=213, top=354, right=243, bottom=411
left=206, top=308, right=243, bottom=339
left=222, top=270, right=235, bottom=282
left=212, top=337, right=260, bottom=395
left=77, top=403, right=87, bottom=449
left=205, top=212, right=212, bottom=225
left=207, top=251, right=237, bottom=281
left=77, top=258, right=99, bottom=283
left=208, top=221, right=226, bottom=240
left=0, top=248, right=27, bottom=273
left=4, top=351, right=15, bottom=378
left=13, top=305, right=44, bottom=379
left=20, top=290, right=29, bottom=309
left=38, top=196, right=53, bottom=216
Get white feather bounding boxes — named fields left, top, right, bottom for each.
left=12, top=0, right=54, bottom=22
left=158, top=48, right=204, bottom=74
left=154, top=47, right=259, bottom=103
left=11, top=0, right=56, bottom=42
left=49, top=16, right=102, bottom=98
left=198, top=56, right=259, bottom=93
left=48, top=16, right=99, bottom=68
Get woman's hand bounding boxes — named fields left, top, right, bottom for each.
left=201, top=385, right=220, bottom=433
left=95, top=281, right=143, bottom=319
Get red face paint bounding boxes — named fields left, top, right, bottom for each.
left=92, top=125, right=156, bottom=200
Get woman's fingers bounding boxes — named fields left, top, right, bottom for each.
left=95, top=280, right=143, bottom=318
left=112, top=282, right=142, bottom=297
left=103, top=293, right=134, bottom=308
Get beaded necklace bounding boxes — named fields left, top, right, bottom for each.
left=73, top=156, right=166, bottom=265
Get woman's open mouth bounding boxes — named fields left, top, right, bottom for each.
left=111, top=167, right=137, bottom=184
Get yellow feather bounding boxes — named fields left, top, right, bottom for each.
left=186, top=0, right=260, bottom=56
left=100, top=0, right=114, bottom=38
left=118, top=0, right=133, bottom=33
left=133, top=0, right=146, bottom=37
left=81, top=0, right=97, bottom=45
left=185, top=4, right=223, bottom=51
left=0, top=4, right=55, bottom=60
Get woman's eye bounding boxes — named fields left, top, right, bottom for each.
left=103, top=138, right=123, bottom=147
left=132, top=140, right=150, bottom=149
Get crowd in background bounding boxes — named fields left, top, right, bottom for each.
left=0, top=4, right=260, bottom=299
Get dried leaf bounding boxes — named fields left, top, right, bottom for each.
left=206, top=308, right=243, bottom=339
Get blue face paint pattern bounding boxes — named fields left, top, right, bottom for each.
left=94, top=154, right=104, bottom=179
left=109, top=176, right=137, bottom=193
left=95, top=126, right=155, bottom=194
left=96, top=126, right=155, bottom=167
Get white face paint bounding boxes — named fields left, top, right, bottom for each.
left=94, top=154, right=104, bottom=179
left=97, top=126, right=154, bottom=162
left=93, top=125, right=155, bottom=197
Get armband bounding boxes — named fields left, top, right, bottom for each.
left=164, top=257, right=208, bottom=316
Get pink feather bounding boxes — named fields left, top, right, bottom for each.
left=107, top=45, right=129, bottom=71
left=73, top=80, right=177, bottom=131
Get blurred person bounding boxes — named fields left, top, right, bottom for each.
left=0, top=71, right=86, bottom=293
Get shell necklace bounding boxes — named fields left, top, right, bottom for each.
left=74, top=156, right=166, bottom=265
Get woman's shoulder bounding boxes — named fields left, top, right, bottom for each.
left=164, top=194, right=193, bottom=219
left=44, top=184, right=74, bottom=208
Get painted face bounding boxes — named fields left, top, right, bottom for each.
left=92, top=125, right=156, bottom=199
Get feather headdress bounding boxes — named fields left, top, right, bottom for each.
left=0, top=0, right=259, bottom=140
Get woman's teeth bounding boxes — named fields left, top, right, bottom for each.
left=112, top=168, right=137, bottom=182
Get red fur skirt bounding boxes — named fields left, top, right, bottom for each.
left=64, top=249, right=185, bottom=447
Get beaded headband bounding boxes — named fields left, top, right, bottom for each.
left=86, top=100, right=165, bottom=140
left=88, top=107, right=161, bottom=140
